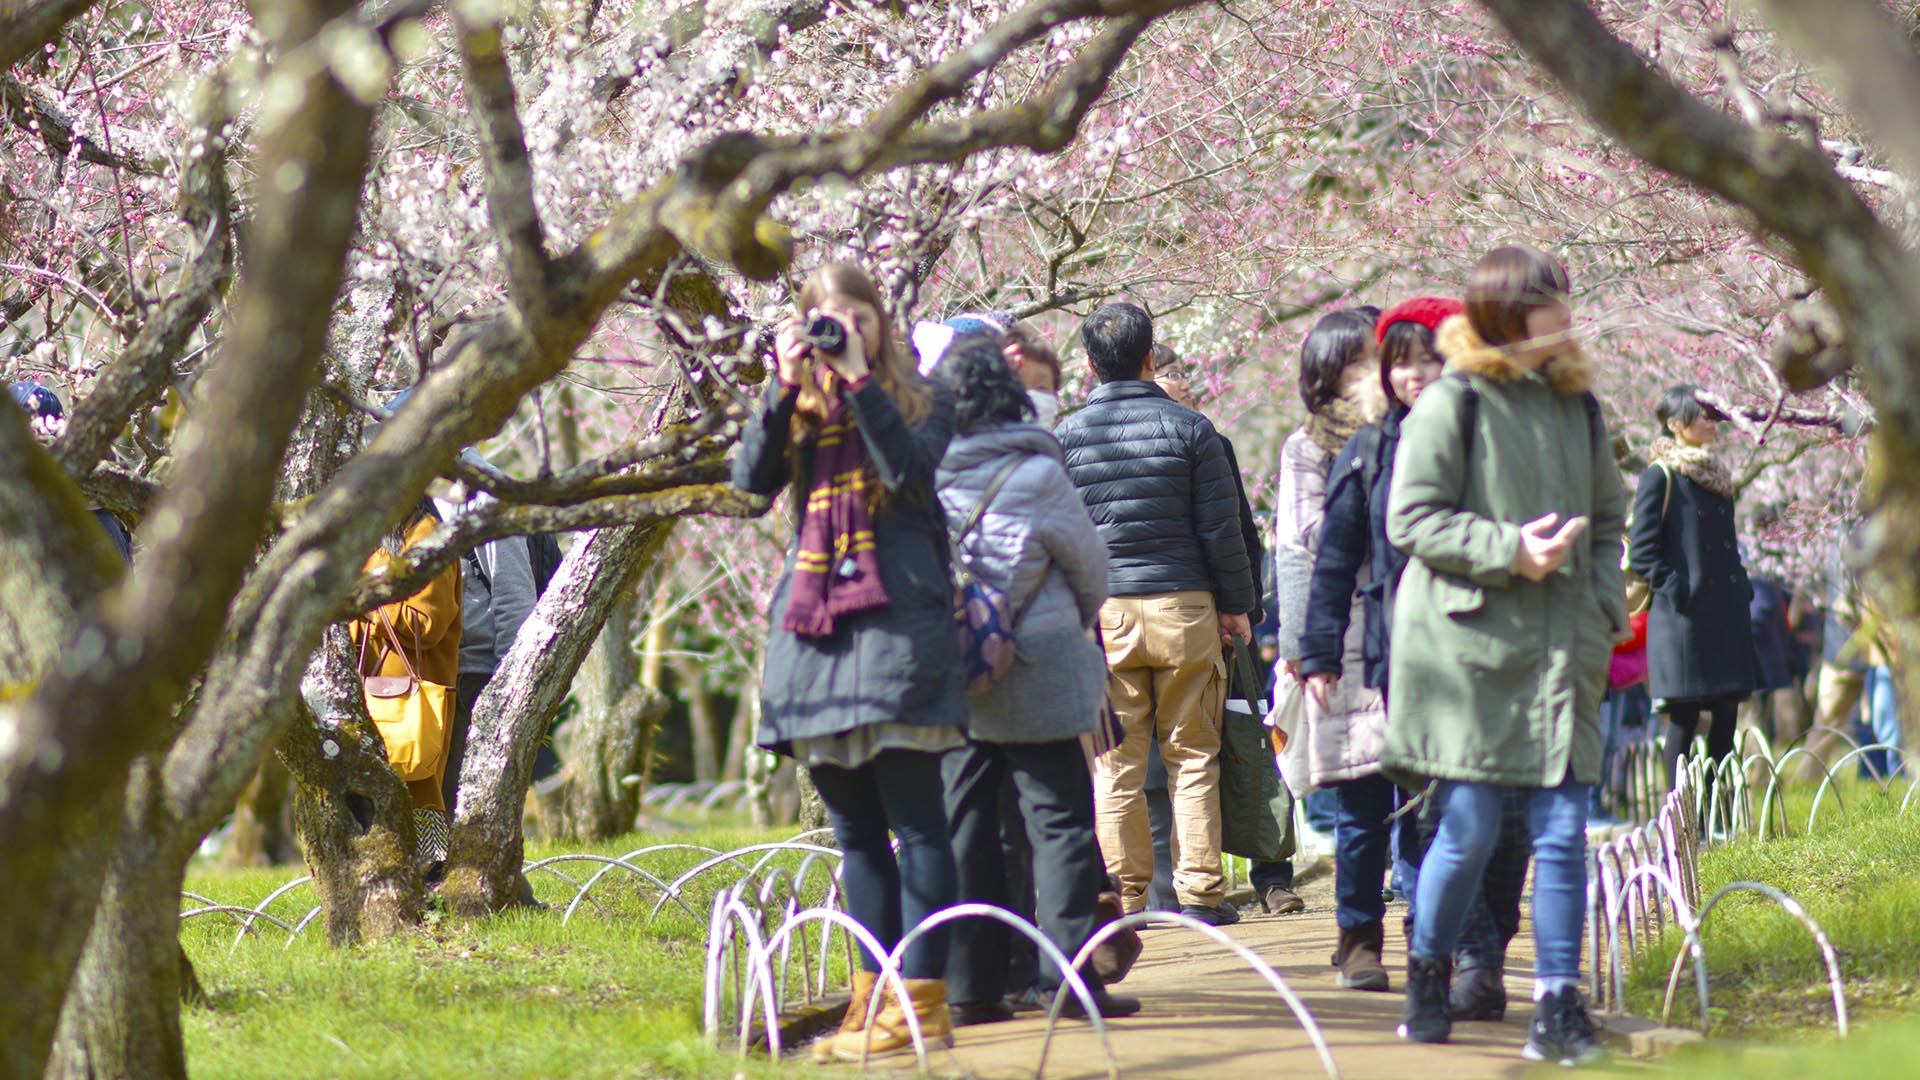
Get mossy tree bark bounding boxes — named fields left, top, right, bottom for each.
left=441, top=522, right=673, bottom=914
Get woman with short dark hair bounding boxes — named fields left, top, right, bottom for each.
left=932, top=337, right=1132, bottom=1022
left=1629, top=383, right=1758, bottom=792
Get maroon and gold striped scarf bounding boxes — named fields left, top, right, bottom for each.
left=783, top=397, right=891, bottom=637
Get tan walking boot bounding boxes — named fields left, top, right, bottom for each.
left=834, top=978, right=953, bottom=1060
left=814, top=970, right=879, bottom=1063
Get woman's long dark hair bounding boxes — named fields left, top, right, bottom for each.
left=938, top=334, right=1034, bottom=434
left=1298, top=309, right=1375, bottom=413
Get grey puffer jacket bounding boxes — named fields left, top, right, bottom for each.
left=939, top=422, right=1111, bottom=742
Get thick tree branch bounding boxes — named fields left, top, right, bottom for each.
left=0, top=0, right=98, bottom=73
left=1756, top=0, right=1920, bottom=188
left=339, top=474, right=766, bottom=615
left=0, top=76, right=169, bottom=174
left=1476, top=0, right=1920, bottom=419
left=0, top=1, right=377, bottom=1070
left=1690, top=387, right=1867, bottom=438
left=453, top=2, right=551, bottom=320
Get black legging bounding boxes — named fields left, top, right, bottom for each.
left=811, top=748, right=959, bottom=979
left=1661, top=694, right=1742, bottom=789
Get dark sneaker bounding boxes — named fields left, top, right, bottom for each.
left=1397, top=954, right=1452, bottom=1044
left=1044, top=987, right=1143, bottom=1020
left=1262, top=885, right=1306, bottom=915
left=1333, top=923, right=1391, bottom=992
left=1522, top=986, right=1606, bottom=1066
left=1179, top=902, right=1240, bottom=927
left=1449, top=963, right=1507, bottom=1021
left=1005, top=984, right=1046, bottom=1013
left=951, top=999, right=1015, bottom=1027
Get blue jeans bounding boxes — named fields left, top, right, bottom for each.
left=1331, top=775, right=1421, bottom=931
left=812, top=749, right=959, bottom=978
left=1413, top=780, right=1589, bottom=981
left=1862, top=666, right=1903, bottom=779
left=1304, top=788, right=1340, bottom=833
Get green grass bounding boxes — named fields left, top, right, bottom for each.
left=1621, top=780, right=1920, bottom=1039
left=181, top=825, right=841, bottom=1079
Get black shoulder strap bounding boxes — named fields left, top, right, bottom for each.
left=1580, top=391, right=1604, bottom=457
left=464, top=547, right=490, bottom=589
left=1449, top=372, right=1480, bottom=462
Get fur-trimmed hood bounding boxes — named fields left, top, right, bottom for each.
left=1434, top=314, right=1592, bottom=395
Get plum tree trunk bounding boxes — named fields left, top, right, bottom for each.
left=45, top=764, right=198, bottom=1080
left=439, top=522, right=673, bottom=915
left=282, top=630, right=424, bottom=945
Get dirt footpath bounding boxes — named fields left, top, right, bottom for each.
left=871, top=865, right=1604, bottom=1079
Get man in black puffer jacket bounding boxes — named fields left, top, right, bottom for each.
left=1055, top=302, right=1256, bottom=925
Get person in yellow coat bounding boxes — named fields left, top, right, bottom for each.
left=352, top=497, right=463, bottom=865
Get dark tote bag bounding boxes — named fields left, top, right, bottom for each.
left=1219, top=641, right=1296, bottom=863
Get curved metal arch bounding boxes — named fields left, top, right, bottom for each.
left=648, top=842, right=843, bottom=921
left=748, top=906, right=923, bottom=1071
left=1760, top=746, right=1841, bottom=840
left=697, top=780, right=749, bottom=814
left=889, top=904, right=1117, bottom=1080
left=178, top=905, right=298, bottom=936
left=1070, top=911, right=1342, bottom=1079
left=1665, top=882, right=1848, bottom=1037
left=547, top=855, right=694, bottom=925
left=1740, top=750, right=1790, bottom=839
left=1598, top=863, right=1709, bottom=1034
left=1809, top=745, right=1917, bottom=831
left=703, top=886, right=786, bottom=1060
left=285, top=905, right=324, bottom=948
left=1776, top=724, right=1864, bottom=756
left=234, top=875, right=315, bottom=950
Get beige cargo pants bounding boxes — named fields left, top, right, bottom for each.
left=1092, top=590, right=1226, bottom=911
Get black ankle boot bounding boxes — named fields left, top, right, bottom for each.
left=1398, top=955, right=1452, bottom=1044
left=1448, top=963, right=1507, bottom=1021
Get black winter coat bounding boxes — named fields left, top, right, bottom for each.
left=1628, top=466, right=1758, bottom=702
left=1217, top=433, right=1265, bottom=625
left=1299, top=410, right=1407, bottom=690
left=1053, top=380, right=1256, bottom=615
left=733, top=379, right=966, bottom=753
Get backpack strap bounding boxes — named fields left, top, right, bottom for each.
left=1655, top=462, right=1674, bottom=523
left=1448, top=371, right=1481, bottom=476
left=951, top=458, right=1024, bottom=549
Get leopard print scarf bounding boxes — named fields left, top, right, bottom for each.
left=1649, top=437, right=1736, bottom=500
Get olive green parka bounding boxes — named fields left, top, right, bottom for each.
left=1383, top=315, right=1628, bottom=788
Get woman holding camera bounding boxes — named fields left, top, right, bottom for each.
left=734, top=262, right=963, bottom=1060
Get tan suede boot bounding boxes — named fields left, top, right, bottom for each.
left=834, top=978, right=953, bottom=1060
left=814, top=970, right=879, bottom=1063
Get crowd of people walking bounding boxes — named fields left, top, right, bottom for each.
left=725, top=249, right=1904, bottom=1067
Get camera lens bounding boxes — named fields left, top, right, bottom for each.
left=804, top=314, right=848, bottom=356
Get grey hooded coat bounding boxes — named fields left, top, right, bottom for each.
left=938, top=422, right=1112, bottom=743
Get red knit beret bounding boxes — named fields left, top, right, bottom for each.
left=1375, top=296, right=1465, bottom=344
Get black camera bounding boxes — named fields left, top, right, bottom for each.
left=801, top=313, right=848, bottom=356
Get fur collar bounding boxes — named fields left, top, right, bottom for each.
left=1434, top=314, right=1593, bottom=395
left=1648, top=437, right=1736, bottom=500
